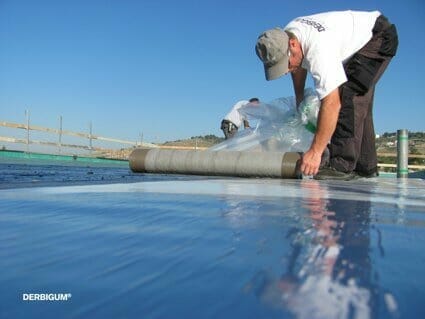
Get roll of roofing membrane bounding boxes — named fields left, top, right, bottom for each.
left=129, top=148, right=301, bottom=179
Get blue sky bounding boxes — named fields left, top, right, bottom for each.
left=1, top=0, right=424, bottom=144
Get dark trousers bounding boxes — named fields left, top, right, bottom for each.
left=329, top=15, right=398, bottom=174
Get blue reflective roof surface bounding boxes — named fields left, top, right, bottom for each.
left=0, top=162, right=424, bottom=319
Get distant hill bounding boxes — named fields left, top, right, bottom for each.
left=376, top=131, right=425, bottom=154
left=160, top=134, right=224, bottom=148
left=376, top=131, right=425, bottom=167
left=161, top=131, right=425, bottom=153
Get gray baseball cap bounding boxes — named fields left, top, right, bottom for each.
left=255, top=28, right=289, bottom=81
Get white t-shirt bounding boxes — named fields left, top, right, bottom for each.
left=284, top=10, right=381, bottom=99
left=224, top=100, right=249, bottom=128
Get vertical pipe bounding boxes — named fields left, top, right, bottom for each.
left=397, top=129, right=409, bottom=178
left=58, top=115, right=63, bottom=154
left=89, top=121, right=93, bottom=155
left=25, top=110, right=30, bottom=153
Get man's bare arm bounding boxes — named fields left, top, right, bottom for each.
left=291, top=67, right=307, bottom=108
left=300, top=88, right=341, bottom=175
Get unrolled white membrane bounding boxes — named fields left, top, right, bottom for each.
left=2, top=178, right=424, bottom=209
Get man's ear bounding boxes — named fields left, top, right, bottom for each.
left=289, top=38, right=297, bottom=49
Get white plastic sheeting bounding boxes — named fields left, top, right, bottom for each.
left=211, top=89, right=320, bottom=153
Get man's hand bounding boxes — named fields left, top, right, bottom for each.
left=300, top=148, right=322, bottom=176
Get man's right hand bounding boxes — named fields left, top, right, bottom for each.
left=300, top=148, right=322, bottom=176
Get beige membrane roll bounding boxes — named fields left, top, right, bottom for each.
left=129, top=148, right=301, bottom=179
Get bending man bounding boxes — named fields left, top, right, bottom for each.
left=255, top=10, right=398, bottom=180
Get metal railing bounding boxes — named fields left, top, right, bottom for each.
left=0, top=115, right=156, bottom=156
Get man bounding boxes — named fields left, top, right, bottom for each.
left=255, top=10, right=398, bottom=180
left=221, top=97, right=260, bottom=139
